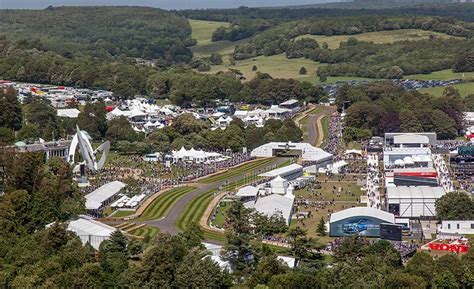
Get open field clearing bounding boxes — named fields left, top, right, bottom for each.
left=419, top=82, right=474, bottom=97
left=189, top=19, right=229, bottom=45
left=209, top=54, right=320, bottom=80
left=296, top=29, right=456, bottom=49
left=208, top=54, right=373, bottom=83
left=405, top=69, right=474, bottom=81
left=189, top=19, right=249, bottom=60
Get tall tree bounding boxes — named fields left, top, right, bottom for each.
left=0, top=87, right=22, bottom=131
left=436, top=192, right=474, bottom=221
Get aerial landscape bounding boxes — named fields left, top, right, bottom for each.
left=0, top=0, right=473, bottom=287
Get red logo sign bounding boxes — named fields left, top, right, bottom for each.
left=428, top=243, right=470, bottom=253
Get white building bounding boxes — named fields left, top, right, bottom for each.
left=258, top=164, right=303, bottom=181
left=254, top=191, right=295, bottom=225
left=386, top=186, right=445, bottom=218
left=66, top=216, right=118, bottom=250
left=57, top=108, right=80, bottom=118
left=438, top=220, right=474, bottom=238
left=251, top=142, right=333, bottom=164
left=85, top=181, right=127, bottom=216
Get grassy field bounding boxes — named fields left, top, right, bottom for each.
left=211, top=203, right=231, bottom=228
left=419, top=82, right=474, bottom=97
left=190, top=22, right=463, bottom=84
left=129, top=226, right=160, bottom=239
left=209, top=54, right=373, bottom=84
left=296, top=29, right=456, bottom=50
left=291, top=175, right=365, bottom=239
left=138, top=186, right=195, bottom=221
left=320, top=116, right=329, bottom=148
left=111, top=210, right=135, bottom=218
left=190, top=19, right=229, bottom=45
left=209, top=54, right=321, bottom=80
left=405, top=69, right=474, bottom=81
left=189, top=19, right=249, bottom=60
left=176, top=188, right=226, bottom=242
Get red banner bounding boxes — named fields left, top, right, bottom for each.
left=428, top=243, right=470, bottom=253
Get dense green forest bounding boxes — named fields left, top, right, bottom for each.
left=230, top=16, right=474, bottom=78
left=0, top=38, right=325, bottom=105
left=179, top=4, right=474, bottom=22
left=337, top=82, right=473, bottom=141
left=179, top=4, right=474, bottom=42
left=0, top=6, right=194, bottom=63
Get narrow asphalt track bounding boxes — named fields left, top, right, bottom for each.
left=306, top=106, right=336, bottom=147
left=109, top=157, right=289, bottom=235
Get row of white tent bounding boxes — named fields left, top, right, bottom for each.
left=111, top=194, right=146, bottom=208
left=144, top=147, right=230, bottom=163
left=393, top=155, right=432, bottom=166
left=172, top=147, right=229, bottom=163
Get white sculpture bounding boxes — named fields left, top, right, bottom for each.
left=68, top=126, right=110, bottom=173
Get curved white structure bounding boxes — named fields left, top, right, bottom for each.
left=69, top=126, right=110, bottom=173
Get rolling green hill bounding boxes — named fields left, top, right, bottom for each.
left=0, top=6, right=194, bottom=62
left=295, top=29, right=457, bottom=50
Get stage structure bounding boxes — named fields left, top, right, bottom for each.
left=68, top=126, right=110, bottom=174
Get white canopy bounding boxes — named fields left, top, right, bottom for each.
left=394, top=159, right=405, bottom=166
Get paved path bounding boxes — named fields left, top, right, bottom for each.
left=105, top=157, right=288, bottom=236
left=307, top=106, right=336, bottom=147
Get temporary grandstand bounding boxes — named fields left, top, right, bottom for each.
left=251, top=142, right=333, bottom=164
left=258, top=164, right=303, bottom=180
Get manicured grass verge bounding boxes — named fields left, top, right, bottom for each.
left=111, top=210, right=135, bottom=218
left=320, top=116, right=329, bottom=148
left=138, top=186, right=195, bottom=221
left=176, top=188, right=227, bottom=243
left=129, top=226, right=160, bottom=239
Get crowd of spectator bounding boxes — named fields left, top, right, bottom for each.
left=366, top=153, right=382, bottom=209
left=432, top=154, right=454, bottom=193
left=325, top=113, right=342, bottom=156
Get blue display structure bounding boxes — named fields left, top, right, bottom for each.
left=330, top=216, right=388, bottom=237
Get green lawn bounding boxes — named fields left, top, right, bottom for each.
left=296, top=29, right=456, bottom=50
left=320, top=116, right=329, bottom=148
left=129, top=226, right=160, bottom=239
left=405, top=69, right=474, bottom=81
left=111, top=210, right=135, bottom=218
left=211, top=203, right=231, bottom=228
left=138, top=186, right=195, bottom=221
left=419, top=82, right=474, bottom=97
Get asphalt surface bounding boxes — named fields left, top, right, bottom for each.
left=306, top=106, right=336, bottom=146
left=107, top=157, right=289, bottom=235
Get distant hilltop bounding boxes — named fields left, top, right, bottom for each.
left=354, top=0, right=473, bottom=3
